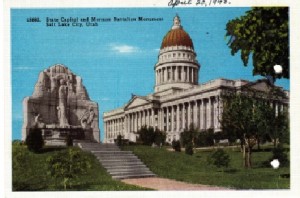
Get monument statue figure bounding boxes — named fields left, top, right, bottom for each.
left=22, top=64, right=100, bottom=143
left=57, top=79, right=69, bottom=127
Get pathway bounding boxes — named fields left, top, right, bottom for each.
left=122, top=177, right=232, bottom=190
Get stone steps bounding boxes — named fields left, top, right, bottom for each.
left=77, top=142, right=155, bottom=180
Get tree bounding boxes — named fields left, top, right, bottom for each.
left=25, top=128, right=44, bottom=153
left=180, top=123, right=197, bottom=147
left=226, top=7, right=289, bottom=79
left=47, top=148, right=91, bottom=190
left=138, top=126, right=166, bottom=146
left=138, top=126, right=155, bottom=146
left=153, top=128, right=166, bottom=146
left=221, top=93, right=259, bottom=168
left=195, top=129, right=215, bottom=147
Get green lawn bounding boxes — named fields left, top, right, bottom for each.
left=12, top=143, right=149, bottom=191
left=123, top=145, right=290, bottom=189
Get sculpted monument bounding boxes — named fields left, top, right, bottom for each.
left=22, top=64, right=100, bottom=144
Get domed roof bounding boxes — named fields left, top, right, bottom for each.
left=160, top=15, right=194, bottom=49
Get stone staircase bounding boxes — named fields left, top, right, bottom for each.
left=77, top=141, right=155, bottom=180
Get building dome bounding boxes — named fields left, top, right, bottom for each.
left=154, top=15, right=200, bottom=93
left=160, top=15, right=194, bottom=49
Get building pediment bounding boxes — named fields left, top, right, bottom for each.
left=241, top=79, right=288, bottom=99
left=124, top=96, right=152, bottom=110
left=245, top=80, right=273, bottom=92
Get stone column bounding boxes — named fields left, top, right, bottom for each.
left=182, top=104, right=186, bottom=130
left=201, top=100, right=205, bottom=130
left=175, top=66, right=178, bottom=81
left=161, top=69, right=163, bottom=83
left=129, top=113, right=133, bottom=132
left=191, top=68, right=194, bottom=83
left=166, top=107, right=169, bottom=132
left=187, top=102, right=191, bottom=129
left=151, top=109, right=155, bottom=129
left=164, top=68, right=167, bottom=83
left=207, top=98, right=211, bottom=129
left=210, top=97, right=214, bottom=129
left=193, top=101, right=197, bottom=128
left=171, top=106, right=174, bottom=131
left=177, top=106, right=179, bottom=133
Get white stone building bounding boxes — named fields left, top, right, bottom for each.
left=103, top=15, right=289, bottom=143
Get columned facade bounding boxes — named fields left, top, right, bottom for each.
left=103, top=15, right=289, bottom=143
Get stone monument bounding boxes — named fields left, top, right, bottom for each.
left=22, top=64, right=100, bottom=144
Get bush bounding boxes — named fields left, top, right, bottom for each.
left=138, top=126, right=166, bottom=146
left=207, top=148, right=230, bottom=169
left=116, top=135, right=123, bottom=147
left=171, top=140, right=181, bottom=152
left=25, top=128, right=44, bottom=153
left=195, top=129, right=214, bottom=147
left=185, top=142, right=194, bottom=155
left=180, top=129, right=196, bottom=147
left=47, top=148, right=91, bottom=190
left=270, top=144, right=289, bottom=167
left=154, top=129, right=166, bottom=146
left=138, top=126, right=155, bottom=146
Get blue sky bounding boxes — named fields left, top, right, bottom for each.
left=11, top=8, right=289, bottom=141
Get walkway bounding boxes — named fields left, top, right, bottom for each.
left=121, top=177, right=232, bottom=190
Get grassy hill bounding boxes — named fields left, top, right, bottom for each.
left=123, top=145, right=290, bottom=189
left=12, top=142, right=149, bottom=191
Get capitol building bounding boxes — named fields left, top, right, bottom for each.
left=103, top=15, right=289, bottom=143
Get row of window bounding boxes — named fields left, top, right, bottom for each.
left=159, top=52, right=195, bottom=61
left=157, top=66, right=198, bottom=82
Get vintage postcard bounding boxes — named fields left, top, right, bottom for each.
left=2, top=0, right=300, bottom=198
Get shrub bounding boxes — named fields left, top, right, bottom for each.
left=195, top=129, right=214, bottom=147
left=138, top=126, right=155, bottom=146
left=47, top=148, right=91, bottom=190
left=180, top=128, right=196, bottom=147
left=185, top=142, right=194, bottom=155
left=171, top=140, right=181, bottom=152
left=207, top=148, right=230, bottom=169
left=270, top=144, right=289, bottom=167
left=154, top=129, right=166, bottom=146
left=25, top=128, right=44, bottom=153
left=116, top=135, right=123, bottom=147
left=138, top=126, right=166, bottom=146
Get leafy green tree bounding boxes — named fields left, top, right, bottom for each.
left=138, top=126, right=155, bottom=146
left=154, top=128, right=166, bottom=146
left=138, top=126, right=166, bottom=146
left=195, top=129, right=215, bottom=147
left=226, top=7, right=289, bottom=79
left=47, top=148, right=91, bottom=190
left=221, top=93, right=259, bottom=168
left=180, top=124, right=197, bottom=147
left=25, top=128, right=44, bottom=153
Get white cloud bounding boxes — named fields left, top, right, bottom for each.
left=13, top=66, right=36, bottom=71
left=110, top=44, right=140, bottom=54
